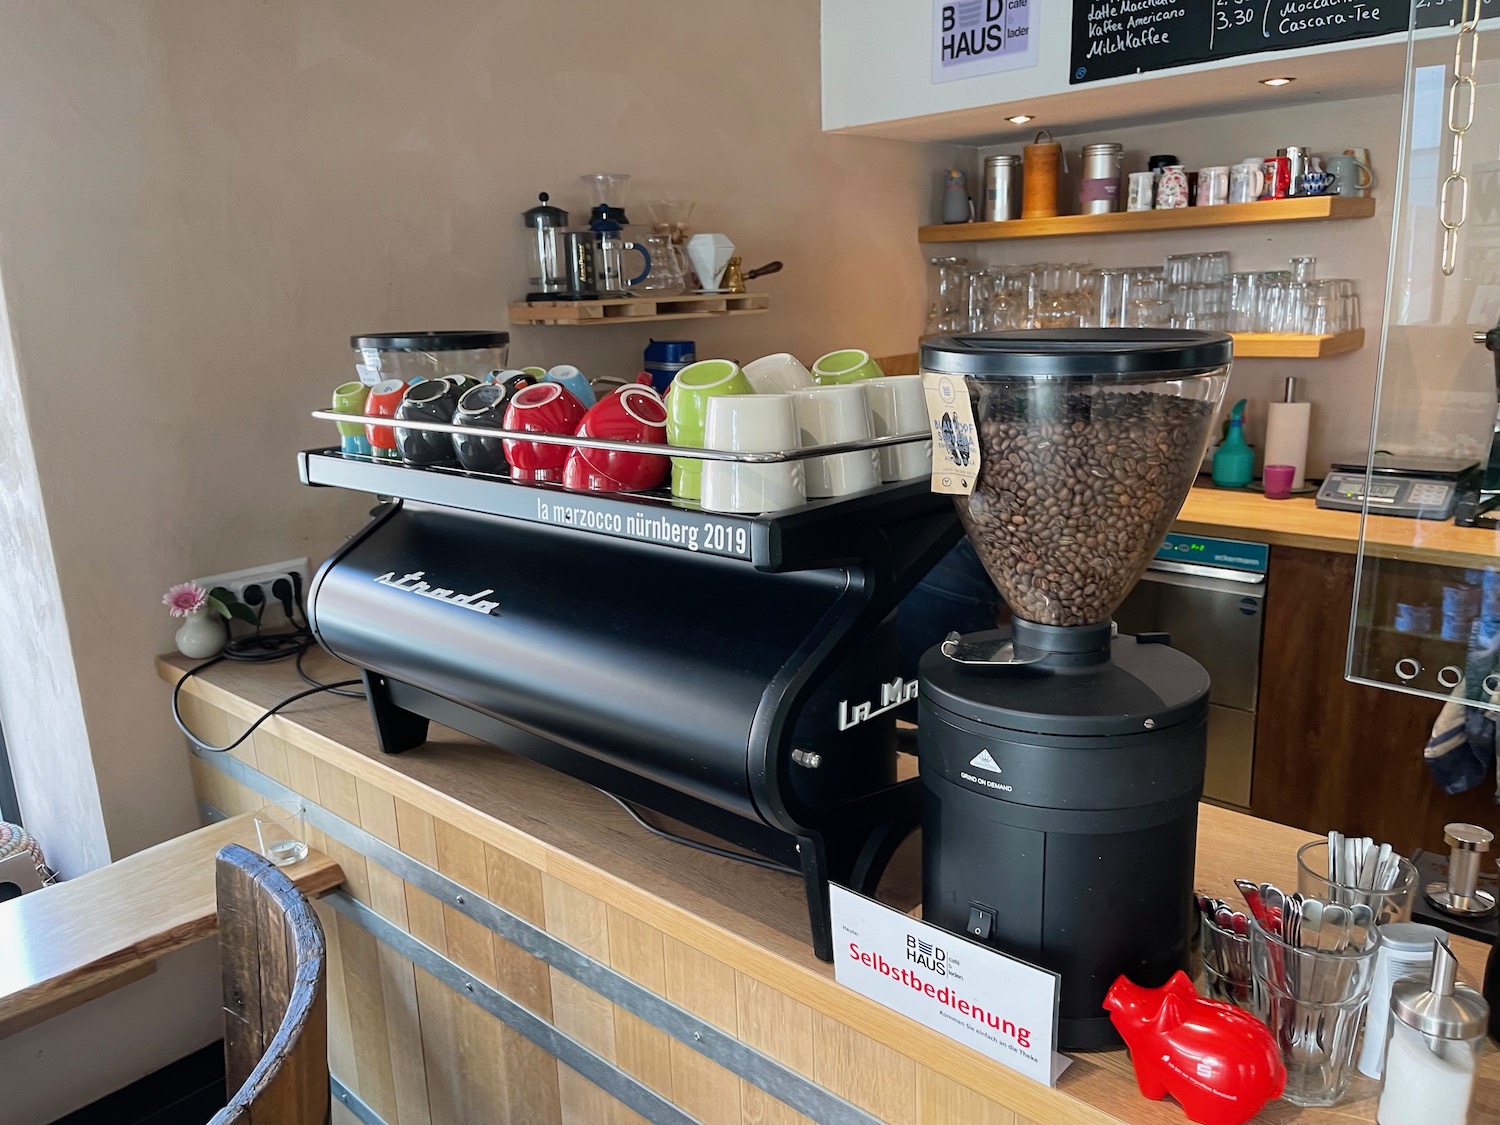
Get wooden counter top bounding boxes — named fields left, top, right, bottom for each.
left=1175, top=486, right=1500, bottom=568
left=159, top=652, right=1498, bottom=1125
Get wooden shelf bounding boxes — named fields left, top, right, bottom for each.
left=509, top=292, right=768, bottom=326
left=1231, top=329, right=1364, bottom=358
left=918, top=195, right=1376, bottom=244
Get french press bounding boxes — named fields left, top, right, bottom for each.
left=522, top=192, right=569, bottom=300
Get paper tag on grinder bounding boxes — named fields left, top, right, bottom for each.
left=922, top=372, right=979, bottom=496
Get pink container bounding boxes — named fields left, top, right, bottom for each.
left=1263, top=464, right=1296, bottom=500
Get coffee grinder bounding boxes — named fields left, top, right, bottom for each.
left=916, top=331, right=1232, bottom=1050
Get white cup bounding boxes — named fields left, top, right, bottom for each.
left=1126, top=171, right=1155, bottom=212
left=742, top=352, right=815, bottom=394
left=862, top=376, right=931, bottom=482
left=700, top=394, right=805, bottom=514
left=1229, top=161, right=1264, bottom=204
left=1197, top=166, right=1230, bottom=206
left=789, top=384, right=880, bottom=498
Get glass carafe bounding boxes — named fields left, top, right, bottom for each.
left=631, top=233, right=686, bottom=295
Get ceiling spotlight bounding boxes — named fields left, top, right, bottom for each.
left=1260, top=77, right=1295, bottom=87
left=1007, top=114, right=1034, bottom=125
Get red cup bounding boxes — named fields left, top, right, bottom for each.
left=1261, top=156, right=1291, bottom=200
left=1263, top=464, right=1296, bottom=500
left=564, top=385, right=669, bottom=492
left=503, top=382, right=587, bottom=482
left=364, top=379, right=408, bottom=455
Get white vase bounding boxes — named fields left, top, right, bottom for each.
left=175, top=608, right=227, bottom=658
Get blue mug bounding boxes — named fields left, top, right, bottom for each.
left=544, top=364, right=596, bottom=407
left=1299, top=171, right=1337, bottom=197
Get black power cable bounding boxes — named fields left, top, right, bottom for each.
left=171, top=597, right=363, bottom=752
left=595, top=789, right=799, bottom=876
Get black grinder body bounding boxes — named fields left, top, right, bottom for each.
left=917, top=627, right=1209, bottom=1051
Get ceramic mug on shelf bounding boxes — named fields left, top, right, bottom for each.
left=451, top=383, right=512, bottom=475
left=502, top=381, right=587, bottom=482
left=862, top=375, right=932, bottom=483
left=1196, top=166, right=1230, bottom=207
left=1261, top=156, right=1292, bottom=200
left=700, top=394, right=806, bottom=515
left=1126, top=171, right=1155, bottom=212
left=1299, top=171, right=1337, bottom=197
left=364, top=379, right=409, bottom=460
left=811, top=349, right=883, bottom=385
left=665, top=359, right=753, bottom=499
left=330, top=381, right=371, bottom=456
left=1154, top=165, right=1190, bottom=209
left=743, top=352, right=815, bottom=394
left=1325, top=154, right=1371, bottom=197
left=788, top=384, right=880, bottom=499
left=1229, top=161, right=1265, bottom=205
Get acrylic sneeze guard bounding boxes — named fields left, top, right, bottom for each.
left=1350, top=7, right=1500, bottom=713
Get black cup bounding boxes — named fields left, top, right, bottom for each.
left=452, top=384, right=512, bottom=474
left=395, top=379, right=462, bottom=466
left=444, top=374, right=482, bottom=396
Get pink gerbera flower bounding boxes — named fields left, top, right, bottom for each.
left=163, top=581, right=208, bottom=617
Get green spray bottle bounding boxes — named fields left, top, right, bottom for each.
left=1211, top=399, right=1253, bottom=488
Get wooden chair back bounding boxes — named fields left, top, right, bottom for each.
left=209, top=843, right=329, bottom=1125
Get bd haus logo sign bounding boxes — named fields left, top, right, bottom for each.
left=932, top=0, right=1036, bottom=84
left=907, top=934, right=951, bottom=976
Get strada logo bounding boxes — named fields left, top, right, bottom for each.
left=374, top=571, right=500, bottom=616
left=837, top=677, right=919, bottom=731
left=907, top=934, right=949, bottom=976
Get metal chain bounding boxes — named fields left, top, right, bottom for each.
left=1441, top=0, right=1482, bottom=276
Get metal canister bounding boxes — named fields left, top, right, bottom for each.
left=1284, top=146, right=1309, bottom=195
left=1080, top=142, right=1124, bottom=215
left=983, top=154, right=1022, bottom=222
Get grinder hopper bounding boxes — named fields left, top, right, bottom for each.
left=921, top=330, right=1230, bottom=650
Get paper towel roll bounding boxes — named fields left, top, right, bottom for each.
left=1264, top=400, right=1311, bottom=490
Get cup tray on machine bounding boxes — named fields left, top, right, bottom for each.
left=299, top=449, right=949, bottom=573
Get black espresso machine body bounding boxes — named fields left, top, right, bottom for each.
left=301, top=450, right=960, bottom=960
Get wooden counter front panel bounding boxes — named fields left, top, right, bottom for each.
left=1251, top=546, right=1498, bottom=853
left=181, top=694, right=1047, bottom=1125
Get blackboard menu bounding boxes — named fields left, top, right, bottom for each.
left=1070, top=0, right=1487, bottom=86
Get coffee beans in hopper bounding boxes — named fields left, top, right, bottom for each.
left=958, top=390, right=1213, bottom=627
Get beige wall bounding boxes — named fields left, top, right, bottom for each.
left=972, top=91, right=1407, bottom=474
left=0, top=2, right=945, bottom=1118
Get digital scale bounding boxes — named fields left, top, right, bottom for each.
left=1315, top=455, right=1482, bottom=521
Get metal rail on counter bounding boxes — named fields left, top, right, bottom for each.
left=309, top=410, right=930, bottom=465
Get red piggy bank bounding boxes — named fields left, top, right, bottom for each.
left=1104, top=972, right=1284, bottom=1125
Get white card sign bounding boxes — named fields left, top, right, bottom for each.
left=829, top=885, right=1063, bottom=1087
left=932, top=0, right=1039, bottom=84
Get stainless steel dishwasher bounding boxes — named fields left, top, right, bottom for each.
left=1114, top=533, right=1268, bottom=809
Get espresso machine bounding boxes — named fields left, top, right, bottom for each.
left=915, top=331, right=1231, bottom=1050
left=302, top=450, right=958, bottom=961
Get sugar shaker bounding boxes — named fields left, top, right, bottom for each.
left=1377, top=942, right=1489, bottom=1125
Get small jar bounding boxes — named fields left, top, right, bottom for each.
left=1377, top=942, right=1488, bottom=1125
left=1080, top=143, right=1123, bottom=215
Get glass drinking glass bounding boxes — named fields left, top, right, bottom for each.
left=1290, top=255, right=1317, bottom=282
left=1125, top=276, right=1171, bottom=327
left=966, top=268, right=996, bottom=332
left=1295, top=840, right=1418, bottom=925
left=926, top=257, right=970, bottom=334
left=1093, top=269, right=1128, bottom=328
left=1198, top=912, right=1253, bottom=1007
left=255, top=800, right=309, bottom=867
left=1194, top=251, right=1231, bottom=284
left=1249, top=913, right=1379, bottom=1107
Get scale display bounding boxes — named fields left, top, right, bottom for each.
left=1316, top=472, right=1461, bottom=520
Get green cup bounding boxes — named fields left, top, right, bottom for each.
left=666, top=359, right=752, bottom=499
left=521, top=366, right=547, bottom=378
left=812, top=349, right=882, bottom=385
left=331, top=381, right=371, bottom=455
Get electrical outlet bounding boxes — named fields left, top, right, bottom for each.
left=192, top=557, right=310, bottom=628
